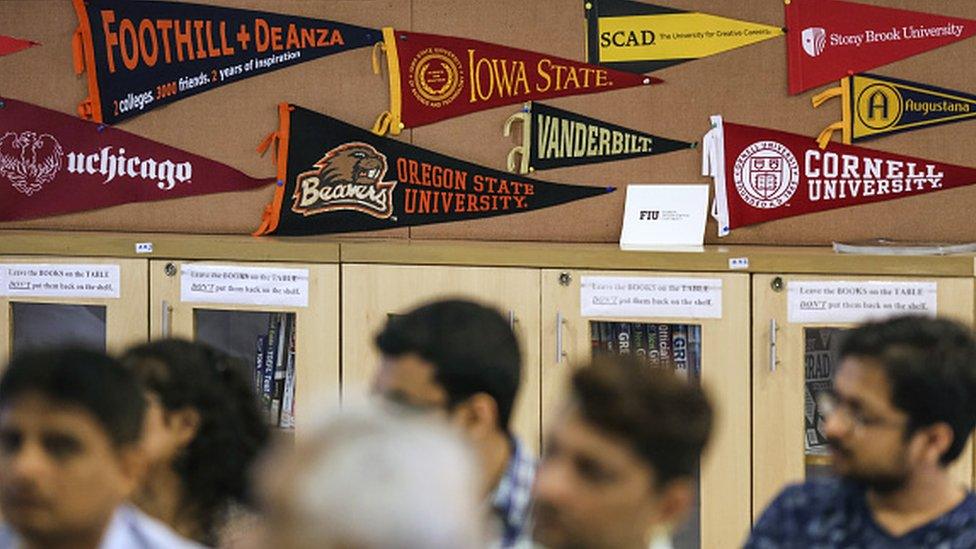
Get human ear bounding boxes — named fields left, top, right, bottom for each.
left=169, top=407, right=202, bottom=448
left=453, top=393, right=499, bottom=438
left=653, top=478, right=695, bottom=529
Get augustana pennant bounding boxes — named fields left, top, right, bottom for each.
left=66, top=146, right=191, bottom=190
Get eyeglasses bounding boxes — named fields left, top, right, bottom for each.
left=815, top=392, right=906, bottom=434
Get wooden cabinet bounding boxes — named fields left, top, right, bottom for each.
left=752, top=274, right=975, bottom=517
left=0, top=256, right=147, bottom=366
left=341, top=264, right=542, bottom=453
left=149, top=260, right=339, bottom=435
left=541, top=268, right=752, bottom=548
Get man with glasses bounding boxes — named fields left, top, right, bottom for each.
left=746, top=316, right=976, bottom=548
left=372, top=299, right=535, bottom=548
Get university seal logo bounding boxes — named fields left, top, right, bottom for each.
left=292, top=142, right=396, bottom=219
left=408, top=47, right=464, bottom=108
left=733, top=141, right=799, bottom=209
left=801, top=27, right=827, bottom=57
left=0, top=131, right=64, bottom=196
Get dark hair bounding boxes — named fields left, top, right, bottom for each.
left=375, top=299, right=521, bottom=431
left=571, top=355, right=712, bottom=486
left=839, top=316, right=976, bottom=465
left=0, top=347, right=145, bottom=447
left=121, top=339, right=270, bottom=543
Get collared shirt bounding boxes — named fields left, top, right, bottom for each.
left=746, top=477, right=976, bottom=548
left=0, top=504, right=204, bottom=549
left=488, top=436, right=537, bottom=549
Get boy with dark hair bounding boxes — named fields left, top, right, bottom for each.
left=747, top=315, right=976, bottom=547
left=0, top=347, right=200, bottom=549
left=532, top=355, right=713, bottom=549
left=373, top=299, right=533, bottom=548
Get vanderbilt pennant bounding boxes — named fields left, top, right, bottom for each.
left=254, top=104, right=613, bottom=236
left=371, top=28, right=659, bottom=136
left=702, top=115, right=976, bottom=235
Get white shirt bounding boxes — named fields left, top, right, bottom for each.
left=0, top=504, right=204, bottom=549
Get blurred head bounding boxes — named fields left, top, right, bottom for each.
left=121, top=339, right=270, bottom=541
left=258, top=407, right=483, bottom=549
left=0, top=347, right=146, bottom=545
left=824, top=316, right=976, bottom=493
left=533, top=356, right=713, bottom=549
left=373, top=299, right=521, bottom=442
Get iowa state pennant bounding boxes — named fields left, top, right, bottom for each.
left=585, top=0, right=783, bottom=74
left=254, top=104, right=613, bottom=236
left=503, top=101, right=694, bottom=173
left=0, top=97, right=272, bottom=221
left=71, top=0, right=379, bottom=124
left=370, top=28, right=660, bottom=136
left=812, top=73, right=976, bottom=148
left=701, top=115, right=976, bottom=236
left=786, top=0, right=976, bottom=95
left=0, top=35, right=39, bottom=57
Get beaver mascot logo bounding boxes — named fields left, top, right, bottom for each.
left=292, top=142, right=396, bottom=219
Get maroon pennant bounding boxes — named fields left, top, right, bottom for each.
left=0, top=35, right=38, bottom=57
left=0, top=97, right=273, bottom=221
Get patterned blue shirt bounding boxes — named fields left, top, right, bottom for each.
left=746, top=478, right=976, bottom=549
left=490, top=436, right=537, bottom=548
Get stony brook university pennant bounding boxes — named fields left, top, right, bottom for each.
left=369, top=28, right=660, bottom=136
left=71, top=0, right=378, bottom=124
left=585, top=0, right=783, bottom=74
left=812, top=73, right=976, bottom=148
left=503, top=101, right=694, bottom=174
left=701, top=115, right=976, bottom=236
left=0, top=97, right=273, bottom=221
left=786, top=0, right=976, bottom=95
left=0, top=35, right=39, bottom=57
left=254, top=104, right=614, bottom=236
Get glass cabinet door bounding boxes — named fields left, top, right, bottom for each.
left=752, top=274, right=975, bottom=519
left=150, top=260, right=339, bottom=436
left=542, top=269, right=751, bottom=548
left=341, top=264, right=541, bottom=454
left=0, top=257, right=148, bottom=367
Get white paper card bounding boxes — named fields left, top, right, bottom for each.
left=619, top=184, right=708, bottom=249
left=788, top=281, right=937, bottom=323
left=580, top=276, right=722, bottom=318
left=180, top=265, right=309, bottom=308
left=0, top=264, right=121, bottom=298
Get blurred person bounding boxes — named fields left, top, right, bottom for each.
left=257, top=406, right=483, bottom=549
left=532, top=355, right=713, bottom=549
left=0, top=347, right=200, bottom=549
left=747, top=316, right=976, bottom=547
left=121, top=339, right=271, bottom=546
left=373, top=299, right=535, bottom=547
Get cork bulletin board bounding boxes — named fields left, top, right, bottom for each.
left=1, top=0, right=974, bottom=245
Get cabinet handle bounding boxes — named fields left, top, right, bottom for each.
left=161, top=300, right=172, bottom=338
left=769, top=318, right=779, bottom=372
left=555, top=312, right=566, bottom=364
left=508, top=310, right=517, bottom=330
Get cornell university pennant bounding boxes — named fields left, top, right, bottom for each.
left=254, top=104, right=614, bottom=236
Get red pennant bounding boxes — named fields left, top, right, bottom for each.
left=0, top=35, right=38, bottom=57
left=702, top=115, right=976, bottom=235
left=371, top=28, right=660, bottom=135
left=786, top=0, right=976, bottom=95
left=0, top=97, right=273, bottom=221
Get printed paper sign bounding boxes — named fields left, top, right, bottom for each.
left=180, top=265, right=309, bottom=307
left=619, top=184, right=708, bottom=248
left=580, top=276, right=722, bottom=318
left=0, top=264, right=121, bottom=298
left=788, top=280, right=937, bottom=323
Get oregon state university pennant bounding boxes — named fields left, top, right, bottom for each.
left=504, top=101, right=694, bottom=173
left=585, top=0, right=783, bottom=74
left=0, top=35, right=39, bottom=57
left=71, top=0, right=379, bottom=124
left=370, top=28, right=660, bottom=136
left=254, top=104, right=614, bottom=236
left=0, top=97, right=273, bottom=221
left=701, top=115, right=976, bottom=236
left=786, top=0, right=976, bottom=95
left=812, top=73, right=976, bottom=148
